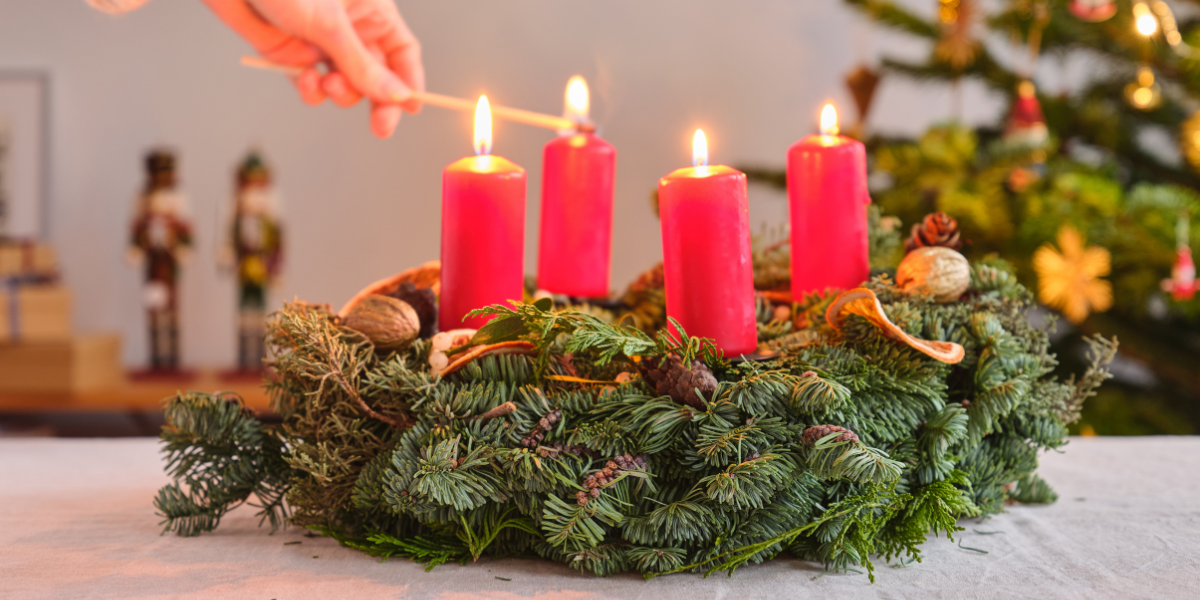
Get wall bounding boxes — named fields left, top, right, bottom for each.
left=0, top=0, right=1006, bottom=367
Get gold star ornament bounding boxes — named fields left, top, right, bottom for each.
left=1033, top=225, right=1112, bottom=324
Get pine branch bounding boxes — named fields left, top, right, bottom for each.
left=801, top=432, right=905, bottom=485
left=1060, top=335, right=1118, bottom=424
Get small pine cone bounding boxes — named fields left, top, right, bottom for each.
left=589, top=487, right=601, bottom=498
left=547, top=411, right=561, bottom=424
left=602, top=467, right=614, bottom=478
left=635, top=455, right=647, bottom=467
left=627, top=263, right=665, bottom=294
left=606, top=461, right=619, bottom=471
left=905, top=212, right=963, bottom=253
left=584, top=476, right=597, bottom=488
left=576, top=491, right=590, bottom=506
left=539, top=418, right=551, bottom=429
left=802, top=424, right=860, bottom=446
left=639, top=354, right=718, bottom=409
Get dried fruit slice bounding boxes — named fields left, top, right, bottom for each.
left=439, top=341, right=539, bottom=377
left=825, top=288, right=965, bottom=364
left=337, top=260, right=441, bottom=319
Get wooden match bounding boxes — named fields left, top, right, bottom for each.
left=240, top=56, right=593, bottom=133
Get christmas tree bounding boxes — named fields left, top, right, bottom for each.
left=745, top=0, right=1200, bottom=434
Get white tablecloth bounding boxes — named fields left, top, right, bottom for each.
left=2, top=437, right=1198, bottom=599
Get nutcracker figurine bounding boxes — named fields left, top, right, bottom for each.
left=223, top=152, right=283, bottom=372
left=129, top=149, right=192, bottom=372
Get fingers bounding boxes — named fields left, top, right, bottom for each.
left=294, top=67, right=325, bottom=106
left=365, top=2, right=425, bottom=113
left=305, top=3, right=412, bottom=107
left=321, top=72, right=363, bottom=107
left=371, top=103, right=403, bottom=139
left=201, top=0, right=321, bottom=66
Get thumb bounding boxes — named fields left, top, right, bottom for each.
left=307, top=11, right=410, bottom=104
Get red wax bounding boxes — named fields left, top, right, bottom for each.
left=658, top=165, right=758, bottom=357
left=440, top=155, right=526, bottom=331
left=786, top=134, right=870, bottom=295
left=537, top=133, right=616, bottom=297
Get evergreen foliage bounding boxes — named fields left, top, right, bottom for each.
left=154, top=259, right=1113, bottom=581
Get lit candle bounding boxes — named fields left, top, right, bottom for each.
left=537, top=76, right=616, bottom=297
left=440, top=96, right=527, bottom=330
left=657, top=130, right=758, bottom=357
left=787, top=104, right=870, bottom=295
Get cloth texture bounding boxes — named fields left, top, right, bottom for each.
left=1, top=436, right=1198, bottom=599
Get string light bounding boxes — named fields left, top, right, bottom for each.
left=1134, top=1, right=1158, bottom=36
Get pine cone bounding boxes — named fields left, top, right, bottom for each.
left=639, top=354, right=717, bottom=409
left=905, top=212, right=963, bottom=253
left=626, top=263, right=665, bottom=294
left=802, top=424, right=860, bottom=446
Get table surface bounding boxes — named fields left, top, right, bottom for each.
left=0, top=370, right=271, bottom=413
left=2, top=436, right=1198, bottom=600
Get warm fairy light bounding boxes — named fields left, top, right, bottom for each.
left=1132, top=86, right=1154, bottom=108
left=1134, top=2, right=1158, bottom=36
left=820, top=103, right=840, bottom=136
left=565, top=76, right=589, bottom=123
left=692, top=129, right=708, bottom=167
left=474, top=95, right=492, bottom=156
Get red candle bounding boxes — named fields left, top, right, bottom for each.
left=657, top=130, right=758, bottom=357
left=440, top=96, right=527, bottom=331
left=787, top=104, right=870, bottom=296
left=538, top=76, right=616, bottom=297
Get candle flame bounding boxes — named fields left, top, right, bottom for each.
left=565, top=76, right=589, bottom=123
left=692, top=129, right=708, bottom=167
left=820, top=103, right=839, bottom=136
left=474, top=95, right=492, bottom=156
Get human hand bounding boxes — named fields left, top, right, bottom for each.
left=201, top=0, right=425, bottom=138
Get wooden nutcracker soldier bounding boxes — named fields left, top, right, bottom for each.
left=223, top=152, right=282, bottom=372
left=129, top=149, right=192, bottom=372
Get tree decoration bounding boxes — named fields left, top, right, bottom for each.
left=845, top=64, right=882, bottom=137
left=905, top=212, right=963, bottom=252
left=1033, top=225, right=1113, bottom=324
left=1004, top=81, right=1049, bottom=148
left=935, top=0, right=980, bottom=70
left=1069, top=0, right=1116, bottom=22
left=1162, top=210, right=1197, bottom=301
left=895, top=246, right=972, bottom=303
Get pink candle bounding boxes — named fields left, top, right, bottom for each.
left=538, top=77, right=616, bottom=297
left=787, top=104, right=870, bottom=295
left=658, top=130, right=758, bottom=357
left=440, top=96, right=526, bottom=331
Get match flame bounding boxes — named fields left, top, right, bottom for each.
left=474, top=95, right=492, bottom=156
left=692, top=129, right=708, bottom=167
left=565, top=76, right=589, bottom=123
left=820, top=103, right=840, bottom=136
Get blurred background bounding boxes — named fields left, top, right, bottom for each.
left=0, top=0, right=1196, bottom=436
